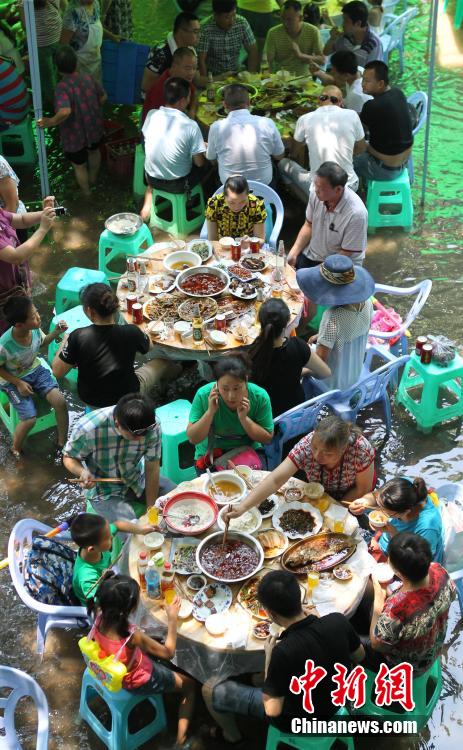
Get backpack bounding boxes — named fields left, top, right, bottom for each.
left=24, top=535, right=81, bottom=606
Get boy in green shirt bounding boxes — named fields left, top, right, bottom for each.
left=70, top=512, right=156, bottom=604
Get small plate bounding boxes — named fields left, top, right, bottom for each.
left=205, top=611, right=229, bottom=635
left=273, top=501, right=323, bottom=539
left=256, top=529, right=288, bottom=559
left=187, top=239, right=213, bottom=263
left=192, top=582, right=233, bottom=622
left=149, top=273, right=176, bottom=294
left=169, top=537, right=201, bottom=575
left=228, top=263, right=256, bottom=282
left=257, top=494, right=280, bottom=519
left=229, top=280, right=257, bottom=300
left=178, top=599, right=193, bottom=619
left=240, top=254, right=268, bottom=273
left=217, top=505, right=262, bottom=535
left=333, top=565, right=353, bottom=582
left=144, top=532, right=164, bottom=551
left=253, top=620, right=271, bottom=640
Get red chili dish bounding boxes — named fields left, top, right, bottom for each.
left=179, top=273, right=227, bottom=295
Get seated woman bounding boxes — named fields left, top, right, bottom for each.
left=296, top=254, right=375, bottom=392
left=368, top=532, right=455, bottom=674
left=248, top=298, right=331, bottom=417
left=206, top=175, right=267, bottom=241
left=186, top=353, right=274, bottom=472
left=52, top=282, right=181, bottom=407
left=229, top=415, right=376, bottom=519
left=350, top=476, right=444, bottom=563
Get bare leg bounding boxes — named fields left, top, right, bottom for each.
left=45, top=389, right=69, bottom=447
left=13, top=417, right=36, bottom=453
left=88, top=148, right=101, bottom=185
left=140, top=186, right=153, bottom=222
left=72, top=162, right=91, bottom=196
left=201, top=679, right=242, bottom=744
left=171, top=671, right=196, bottom=746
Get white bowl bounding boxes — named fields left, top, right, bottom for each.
left=374, top=563, right=394, bottom=584
left=217, top=505, right=262, bottom=534
left=143, top=532, right=164, bottom=550
left=208, top=330, right=227, bottom=346
left=196, top=530, right=264, bottom=584
left=163, top=250, right=202, bottom=272
left=178, top=599, right=193, bottom=619
left=205, top=612, right=229, bottom=636
left=204, top=470, right=247, bottom=506
left=218, top=236, right=234, bottom=250
left=369, top=510, right=389, bottom=529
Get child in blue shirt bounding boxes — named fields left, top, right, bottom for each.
left=0, top=296, right=68, bottom=457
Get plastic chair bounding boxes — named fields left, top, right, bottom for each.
left=155, top=399, right=196, bottom=484
left=0, top=116, right=37, bottom=166
left=397, top=350, right=463, bottom=433
left=407, top=91, right=428, bottom=183
left=264, top=390, right=340, bottom=470
left=8, top=518, right=90, bottom=657
left=368, top=279, right=433, bottom=357
left=366, top=169, right=414, bottom=233
left=380, top=8, right=418, bottom=74
left=133, top=143, right=146, bottom=198
left=55, top=267, right=109, bottom=313
left=437, top=482, right=463, bottom=617
left=0, top=357, right=58, bottom=439
left=356, top=658, right=442, bottom=731
left=266, top=707, right=354, bottom=750
left=309, top=348, right=410, bottom=435
left=0, top=666, right=49, bottom=749
left=48, top=305, right=92, bottom=384
left=443, top=0, right=463, bottom=29
left=79, top=668, right=166, bottom=750
left=199, top=180, right=284, bottom=249
left=98, top=223, right=153, bottom=281
left=150, top=183, right=205, bottom=238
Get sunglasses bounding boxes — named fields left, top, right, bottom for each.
left=319, top=94, right=339, bottom=104
left=120, top=421, right=157, bottom=437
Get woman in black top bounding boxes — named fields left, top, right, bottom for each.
left=51, top=283, right=180, bottom=407
left=248, top=299, right=330, bottom=416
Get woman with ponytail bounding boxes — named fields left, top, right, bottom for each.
left=350, top=476, right=444, bottom=563
left=248, top=298, right=330, bottom=416
left=52, top=282, right=180, bottom=407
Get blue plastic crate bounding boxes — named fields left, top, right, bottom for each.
left=102, top=40, right=150, bottom=105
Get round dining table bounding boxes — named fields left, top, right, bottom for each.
left=128, top=473, right=377, bottom=684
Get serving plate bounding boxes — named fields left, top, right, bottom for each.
left=169, top=537, right=201, bottom=575
left=272, top=501, right=323, bottom=540
left=187, top=239, right=213, bottom=262
left=162, top=492, right=218, bottom=535
left=192, top=582, right=233, bottom=622
left=281, top=532, right=357, bottom=575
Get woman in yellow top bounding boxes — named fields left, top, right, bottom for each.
left=205, top=175, right=267, bottom=241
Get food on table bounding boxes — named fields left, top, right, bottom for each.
left=333, top=565, right=353, bottom=581
left=219, top=507, right=261, bottom=534
left=205, top=612, right=229, bottom=635
left=149, top=272, right=176, bottom=294
left=178, top=297, right=218, bottom=322
left=163, top=495, right=217, bottom=534
left=200, top=539, right=260, bottom=580
left=216, top=294, right=250, bottom=318
left=369, top=510, right=388, bottom=527
left=258, top=497, right=276, bottom=515
left=179, top=273, right=227, bottom=296
left=241, top=256, right=266, bottom=272
left=188, top=241, right=211, bottom=260
left=238, top=577, right=268, bottom=619
left=284, top=486, right=303, bottom=502
left=209, top=479, right=242, bottom=503
left=172, top=544, right=201, bottom=574
left=144, top=532, right=164, bottom=550
left=229, top=278, right=256, bottom=298
left=147, top=321, right=165, bottom=337
left=253, top=620, right=271, bottom=639
left=186, top=574, right=206, bottom=591
left=305, top=482, right=325, bottom=500
left=257, top=529, right=286, bottom=557
left=172, top=260, right=195, bottom=270
left=144, top=293, right=183, bottom=323
left=284, top=534, right=354, bottom=573
left=192, top=582, right=233, bottom=622
left=229, top=264, right=254, bottom=281
left=279, top=509, right=316, bottom=536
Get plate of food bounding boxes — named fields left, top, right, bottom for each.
left=216, top=294, right=251, bottom=319
left=187, top=239, right=213, bottom=262
left=217, top=505, right=262, bottom=535
left=256, top=529, right=288, bottom=559
left=162, top=492, right=218, bottom=535
left=228, top=263, right=256, bottom=282
left=229, top=278, right=257, bottom=300
left=238, top=571, right=305, bottom=620
left=149, top=272, right=177, bottom=294
left=333, top=564, right=353, bottom=582
left=282, top=532, right=357, bottom=575
left=169, top=537, right=201, bottom=575
left=176, top=267, right=229, bottom=298
left=196, top=531, right=264, bottom=584
left=192, top=582, right=233, bottom=622
left=273, top=501, right=322, bottom=540
left=253, top=620, right=271, bottom=640
left=257, top=494, right=279, bottom=519
left=178, top=296, right=218, bottom=323
left=143, top=293, right=183, bottom=323
left=105, top=212, right=142, bottom=236
left=230, top=320, right=259, bottom=343
left=240, top=254, right=268, bottom=273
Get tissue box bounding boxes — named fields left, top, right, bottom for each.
left=324, top=503, right=348, bottom=532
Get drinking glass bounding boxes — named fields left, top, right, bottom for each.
left=306, top=570, right=320, bottom=600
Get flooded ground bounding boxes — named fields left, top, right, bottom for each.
left=0, top=0, right=462, bottom=747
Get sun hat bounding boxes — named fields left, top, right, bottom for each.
left=296, top=255, right=375, bottom=306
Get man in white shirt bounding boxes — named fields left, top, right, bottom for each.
left=206, top=83, right=285, bottom=187
left=140, top=77, right=206, bottom=221
left=309, top=51, right=372, bottom=114
left=278, top=86, right=366, bottom=199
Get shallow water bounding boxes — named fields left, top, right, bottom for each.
left=1, top=0, right=463, bottom=747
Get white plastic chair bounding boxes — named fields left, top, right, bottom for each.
left=407, top=91, right=428, bottom=183
left=200, top=179, right=284, bottom=249
left=380, top=7, right=418, bottom=74
left=0, top=665, right=49, bottom=749
left=368, top=279, right=433, bottom=358
left=8, top=519, right=90, bottom=658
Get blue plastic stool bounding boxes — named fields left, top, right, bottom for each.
left=0, top=358, right=57, bottom=438
left=79, top=668, right=166, bottom=750
left=150, top=183, right=205, bottom=238
left=266, top=707, right=354, bottom=749
left=397, top=351, right=463, bottom=432
left=155, top=399, right=196, bottom=484
left=366, top=170, right=413, bottom=233
left=133, top=144, right=146, bottom=198
left=98, top=223, right=153, bottom=281
left=0, top=117, right=37, bottom=166
left=48, top=305, right=91, bottom=385
left=55, top=267, right=109, bottom=313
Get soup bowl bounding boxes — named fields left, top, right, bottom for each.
left=163, top=250, right=202, bottom=273
left=203, top=470, right=247, bottom=506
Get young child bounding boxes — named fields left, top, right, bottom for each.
left=88, top=574, right=196, bottom=749
left=37, top=44, right=106, bottom=196
left=0, top=296, right=68, bottom=457
left=70, top=512, right=157, bottom=605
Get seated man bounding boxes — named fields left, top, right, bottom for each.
left=142, top=46, right=198, bottom=123
left=310, top=50, right=373, bottom=114
left=197, top=0, right=258, bottom=77
left=141, top=10, right=201, bottom=94
left=207, top=83, right=285, bottom=186
left=369, top=532, right=456, bottom=675
left=287, top=161, right=368, bottom=271
left=354, top=60, right=414, bottom=182
left=323, top=1, right=382, bottom=68
left=279, top=85, right=366, bottom=198
left=202, top=570, right=364, bottom=742
left=265, top=0, right=324, bottom=76
left=140, top=77, right=206, bottom=222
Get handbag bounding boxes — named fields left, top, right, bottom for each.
left=213, top=446, right=263, bottom=471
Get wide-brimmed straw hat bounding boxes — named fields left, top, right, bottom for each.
left=296, top=255, right=375, bottom=306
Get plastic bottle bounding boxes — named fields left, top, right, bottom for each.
left=278, top=239, right=286, bottom=272
left=137, top=551, right=148, bottom=591
left=146, top=555, right=163, bottom=600
left=192, top=303, right=204, bottom=346
left=160, top=561, right=176, bottom=604
left=207, top=71, right=215, bottom=102
left=126, top=257, right=139, bottom=293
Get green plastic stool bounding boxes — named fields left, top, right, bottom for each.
left=397, top=351, right=463, bottom=432
left=366, top=170, right=413, bottom=233
left=98, top=223, right=153, bottom=281
left=443, top=0, right=463, bottom=28
left=150, top=183, right=205, bottom=238
left=0, top=116, right=37, bottom=167
left=55, top=267, right=109, bottom=313
left=308, top=304, right=328, bottom=331
left=155, top=399, right=196, bottom=484
left=0, top=358, right=57, bottom=438
left=355, top=658, right=442, bottom=731
left=133, top=143, right=146, bottom=198
left=266, top=707, right=354, bottom=750
left=48, top=305, right=91, bottom=385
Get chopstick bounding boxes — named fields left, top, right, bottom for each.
left=175, top=575, right=194, bottom=603
left=222, top=503, right=233, bottom=552
left=67, top=478, right=125, bottom=484
left=227, top=460, right=253, bottom=491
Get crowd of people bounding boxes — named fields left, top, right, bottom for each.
left=1, top=1, right=456, bottom=748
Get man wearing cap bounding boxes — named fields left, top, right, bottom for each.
left=287, top=161, right=368, bottom=272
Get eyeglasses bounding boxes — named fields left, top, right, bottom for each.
left=318, top=94, right=339, bottom=104
left=120, top=421, right=157, bottom=437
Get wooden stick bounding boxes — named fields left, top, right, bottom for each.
left=67, top=477, right=125, bottom=484
left=175, top=575, right=194, bottom=603
left=227, top=460, right=254, bottom=491
left=222, top=503, right=233, bottom=552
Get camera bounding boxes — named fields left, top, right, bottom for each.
left=54, top=206, right=69, bottom=217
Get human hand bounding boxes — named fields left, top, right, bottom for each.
left=42, top=195, right=55, bottom=209
left=36, top=118, right=51, bottom=129
left=264, top=634, right=277, bottom=656
left=224, top=503, right=245, bottom=522
left=237, top=396, right=250, bottom=420
left=372, top=575, right=387, bottom=603
left=79, top=468, right=97, bottom=489
left=309, top=61, right=321, bottom=75
left=308, top=334, right=318, bottom=345
left=54, top=321, right=68, bottom=338
left=39, top=206, right=56, bottom=231
left=291, top=41, right=303, bottom=58
left=138, top=524, right=160, bottom=534
left=287, top=248, right=299, bottom=268
left=16, top=379, right=34, bottom=397
left=349, top=498, right=370, bottom=516
left=207, top=384, right=220, bottom=415
left=165, top=595, right=181, bottom=620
